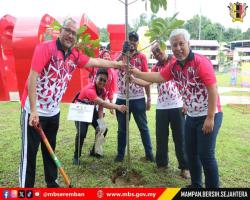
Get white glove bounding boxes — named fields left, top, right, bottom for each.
left=97, top=118, right=107, bottom=134
left=95, top=118, right=107, bottom=156
left=94, top=132, right=105, bottom=156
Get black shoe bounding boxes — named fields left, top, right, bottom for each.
left=186, top=184, right=195, bottom=188
left=89, top=150, right=95, bottom=157
left=156, top=165, right=168, bottom=171
left=114, top=155, right=124, bottom=162
left=72, top=157, right=80, bottom=165
left=89, top=150, right=104, bottom=159
left=95, top=153, right=104, bottom=159
left=47, top=182, right=60, bottom=188
left=157, top=164, right=168, bottom=168
left=146, top=154, right=155, bottom=162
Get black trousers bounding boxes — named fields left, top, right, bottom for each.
left=155, top=108, right=188, bottom=169
left=73, top=109, right=107, bottom=159
left=19, top=109, right=60, bottom=188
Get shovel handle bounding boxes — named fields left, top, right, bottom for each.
left=33, top=123, right=72, bottom=188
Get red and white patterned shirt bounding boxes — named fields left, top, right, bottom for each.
left=21, top=39, right=90, bottom=116
left=152, top=62, right=183, bottom=109
left=117, top=52, right=149, bottom=100
left=160, top=51, right=221, bottom=117
left=77, top=83, right=107, bottom=103
left=86, top=67, right=116, bottom=101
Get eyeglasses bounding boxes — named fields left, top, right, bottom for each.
left=62, top=27, right=77, bottom=37
left=129, top=38, right=138, bottom=43
left=98, top=77, right=107, bottom=83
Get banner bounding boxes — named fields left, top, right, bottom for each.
left=1, top=188, right=249, bottom=200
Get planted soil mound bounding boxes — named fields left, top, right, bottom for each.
left=111, top=166, right=144, bottom=186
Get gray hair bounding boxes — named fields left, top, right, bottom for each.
left=169, top=29, right=190, bottom=43
left=62, top=17, right=77, bottom=27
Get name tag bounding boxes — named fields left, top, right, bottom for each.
left=67, top=103, right=94, bottom=122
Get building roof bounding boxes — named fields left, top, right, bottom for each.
left=229, top=40, right=250, bottom=44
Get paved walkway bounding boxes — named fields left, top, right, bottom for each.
left=218, top=87, right=250, bottom=105
left=218, top=87, right=250, bottom=93
left=214, top=96, right=250, bottom=105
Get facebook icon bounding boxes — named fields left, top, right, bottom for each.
left=2, top=190, right=10, bottom=198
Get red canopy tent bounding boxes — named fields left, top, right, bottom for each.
left=0, top=14, right=18, bottom=101
left=12, top=14, right=56, bottom=102
left=107, top=24, right=125, bottom=60
left=12, top=14, right=99, bottom=103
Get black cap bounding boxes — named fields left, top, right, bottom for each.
left=129, top=31, right=139, bottom=41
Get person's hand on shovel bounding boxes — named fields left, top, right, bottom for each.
left=29, top=110, right=39, bottom=127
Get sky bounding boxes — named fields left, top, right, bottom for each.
left=0, top=0, right=249, bottom=31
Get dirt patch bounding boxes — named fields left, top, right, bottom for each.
left=111, top=166, right=144, bottom=186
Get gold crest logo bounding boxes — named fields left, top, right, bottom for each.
left=228, top=2, right=248, bottom=22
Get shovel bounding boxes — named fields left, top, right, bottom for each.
left=33, top=123, right=72, bottom=188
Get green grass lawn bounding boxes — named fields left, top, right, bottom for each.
left=216, top=62, right=250, bottom=87
left=216, top=72, right=247, bottom=87
left=216, top=72, right=232, bottom=87
left=0, top=102, right=250, bottom=188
